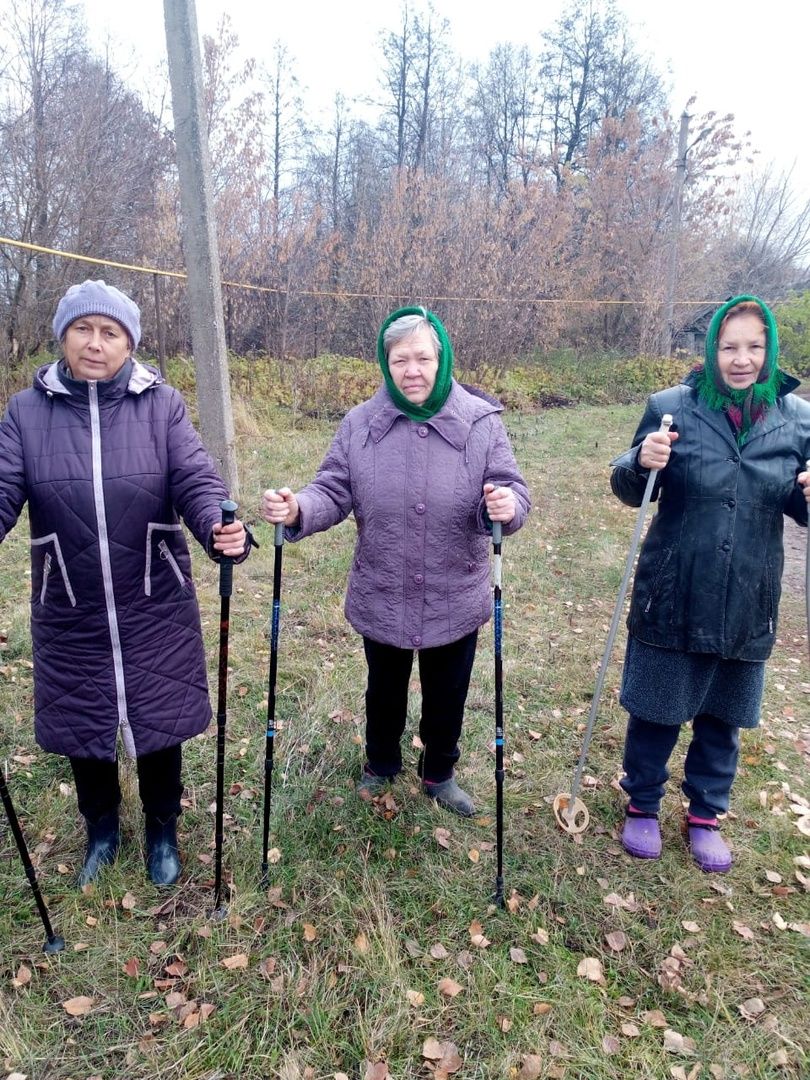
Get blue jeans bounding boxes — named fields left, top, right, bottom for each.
left=620, top=713, right=740, bottom=818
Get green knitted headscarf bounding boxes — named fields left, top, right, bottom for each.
left=697, top=294, right=783, bottom=444
left=376, top=306, right=454, bottom=421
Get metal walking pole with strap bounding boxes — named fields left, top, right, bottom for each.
left=491, top=521, right=506, bottom=907
left=554, top=414, right=673, bottom=834
left=261, top=520, right=284, bottom=887
left=1, top=763, right=65, bottom=952
left=212, top=499, right=238, bottom=917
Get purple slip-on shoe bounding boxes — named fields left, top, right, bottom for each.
left=687, top=824, right=732, bottom=873
left=621, top=813, right=662, bottom=859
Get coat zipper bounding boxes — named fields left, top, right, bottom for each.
left=88, top=382, right=136, bottom=758
left=158, top=538, right=186, bottom=587
left=41, top=552, right=51, bottom=605
left=643, top=548, right=673, bottom=614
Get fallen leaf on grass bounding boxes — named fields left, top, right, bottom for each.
left=738, top=997, right=766, bottom=1021
left=467, top=848, right=480, bottom=863
left=681, top=921, right=701, bottom=933
left=510, top=947, right=528, bottom=964
left=354, top=932, right=370, bottom=954
left=621, top=1022, right=640, bottom=1037
left=732, top=921, right=755, bottom=941
left=605, top=930, right=628, bottom=952
left=768, top=1049, right=789, bottom=1067
left=62, top=996, right=94, bottom=1016
left=533, top=1002, right=552, bottom=1015
left=576, top=957, right=605, bottom=983
left=7, top=1072, right=28, bottom=1080
left=165, top=959, right=187, bottom=977
left=663, top=1029, right=697, bottom=1055
left=708, top=1066, right=726, bottom=1079
left=764, top=869, right=782, bottom=883
left=422, top=1039, right=463, bottom=1073
left=121, top=892, right=137, bottom=911
left=406, top=989, right=424, bottom=1006
left=530, top=927, right=549, bottom=945
left=517, top=1055, right=542, bottom=1080
left=437, top=977, right=464, bottom=998
left=165, top=991, right=186, bottom=1008
left=430, top=942, right=449, bottom=959
left=602, top=1035, right=620, bottom=1054
left=220, top=953, right=249, bottom=970
left=669, top=1067, right=702, bottom=1080
left=149, top=940, right=167, bottom=955
left=12, top=964, right=32, bottom=988
left=266, top=847, right=282, bottom=864
left=643, top=1009, right=669, bottom=1028
left=434, top=828, right=451, bottom=849
left=122, top=957, right=140, bottom=978
left=302, top=923, right=317, bottom=942
left=498, top=1015, right=512, bottom=1032
left=364, top=1062, right=390, bottom=1080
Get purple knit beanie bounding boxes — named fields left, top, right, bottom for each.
left=53, top=279, right=141, bottom=350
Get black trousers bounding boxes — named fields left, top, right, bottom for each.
left=363, top=630, right=478, bottom=784
left=69, top=744, right=183, bottom=823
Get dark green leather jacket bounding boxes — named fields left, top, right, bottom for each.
left=611, top=372, right=810, bottom=661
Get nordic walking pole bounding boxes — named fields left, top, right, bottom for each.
left=0, top=763, right=65, bottom=953
left=261, top=517, right=284, bottom=887
left=212, top=498, right=238, bottom=917
left=554, top=414, right=673, bottom=834
left=491, top=521, right=506, bottom=907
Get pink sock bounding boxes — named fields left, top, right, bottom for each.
left=688, top=813, right=718, bottom=826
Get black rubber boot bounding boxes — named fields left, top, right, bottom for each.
left=145, top=815, right=181, bottom=886
left=77, top=810, right=120, bottom=886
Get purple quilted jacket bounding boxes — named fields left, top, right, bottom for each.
left=0, top=359, right=233, bottom=761
left=288, top=381, right=530, bottom=648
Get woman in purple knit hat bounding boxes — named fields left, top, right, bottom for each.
left=0, top=280, right=249, bottom=886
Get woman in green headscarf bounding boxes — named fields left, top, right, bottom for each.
left=261, top=307, right=530, bottom=816
left=610, top=295, right=810, bottom=873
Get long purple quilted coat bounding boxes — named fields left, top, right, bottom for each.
left=0, top=359, right=232, bottom=761
left=288, top=381, right=531, bottom=649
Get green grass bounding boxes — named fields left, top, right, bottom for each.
left=1, top=398, right=808, bottom=1080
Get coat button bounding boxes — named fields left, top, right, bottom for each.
left=412, top=635, right=422, bottom=646
left=468, top=561, right=475, bottom=572
left=417, top=425, right=429, bottom=437
left=727, top=499, right=736, bottom=509
left=721, top=541, right=731, bottom=552
left=414, top=573, right=424, bottom=584
left=415, top=503, right=425, bottom=514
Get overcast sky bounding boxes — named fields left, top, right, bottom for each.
left=82, top=0, right=808, bottom=200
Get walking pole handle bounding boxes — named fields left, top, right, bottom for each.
left=275, top=523, right=284, bottom=547
left=219, top=499, right=238, bottom=598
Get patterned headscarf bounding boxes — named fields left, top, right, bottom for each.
left=696, top=295, right=783, bottom=444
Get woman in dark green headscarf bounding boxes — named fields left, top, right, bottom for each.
left=610, top=295, right=810, bottom=874
left=261, top=307, right=530, bottom=817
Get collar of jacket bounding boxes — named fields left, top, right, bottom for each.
left=366, top=380, right=502, bottom=450
left=682, top=368, right=797, bottom=449
left=36, top=358, right=164, bottom=398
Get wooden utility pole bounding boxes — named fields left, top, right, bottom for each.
left=661, top=111, right=690, bottom=356
left=163, top=0, right=238, bottom=496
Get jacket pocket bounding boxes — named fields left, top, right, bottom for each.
left=145, top=523, right=187, bottom=596
left=30, top=534, right=77, bottom=607
left=642, top=547, right=673, bottom=615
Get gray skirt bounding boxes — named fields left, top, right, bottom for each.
left=619, top=635, right=764, bottom=728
